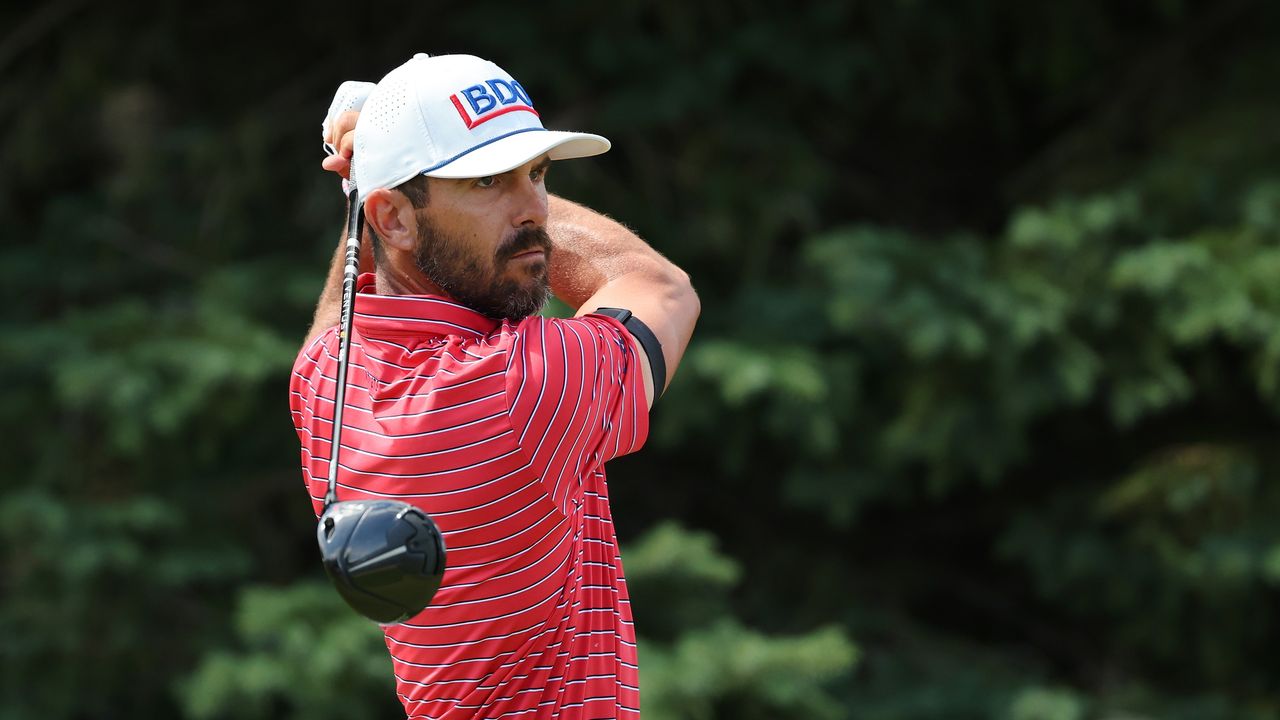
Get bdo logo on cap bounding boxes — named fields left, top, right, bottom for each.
left=449, top=79, right=539, bottom=129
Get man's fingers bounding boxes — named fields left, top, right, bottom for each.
left=322, top=154, right=351, bottom=179
left=322, top=102, right=361, bottom=181
left=322, top=81, right=372, bottom=150
left=337, top=126, right=356, bottom=160
left=331, top=110, right=360, bottom=158
left=323, top=110, right=361, bottom=155
left=333, top=110, right=359, bottom=143
left=321, top=110, right=358, bottom=179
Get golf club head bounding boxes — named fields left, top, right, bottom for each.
left=317, top=499, right=447, bottom=624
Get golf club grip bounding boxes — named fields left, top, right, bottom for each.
left=324, top=185, right=363, bottom=508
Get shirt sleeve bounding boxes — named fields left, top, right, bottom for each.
left=289, top=334, right=326, bottom=438
left=505, top=314, right=650, bottom=512
left=289, top=330, right=336, bottom=514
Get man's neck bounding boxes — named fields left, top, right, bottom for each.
left=376, top=263, right=449, bottom=298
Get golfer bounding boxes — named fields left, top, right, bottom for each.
left=289, top=53, right=699, bottom=719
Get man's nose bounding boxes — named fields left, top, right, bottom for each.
left=511, top=175, right=548, bottom=228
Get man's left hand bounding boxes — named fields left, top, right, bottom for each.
left=321, top=81, right=374, bottom=181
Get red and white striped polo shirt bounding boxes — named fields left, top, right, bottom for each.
left=289, top=273, right=649, bottom=719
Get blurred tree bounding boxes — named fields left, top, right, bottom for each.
left=3, top=0, right=1280, bottom=718
left=179, top=524, right=856, bottom=720
left=180, top=583, right=401, bottom=720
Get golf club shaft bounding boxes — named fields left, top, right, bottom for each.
left=324, top=185, right=363, bottom=509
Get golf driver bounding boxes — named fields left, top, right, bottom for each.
left=316, top=182, right=447, bottom=625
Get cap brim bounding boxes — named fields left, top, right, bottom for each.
left=423, top=129, right=610, bottom=179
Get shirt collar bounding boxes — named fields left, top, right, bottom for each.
left=352, top=273, right=500, bottom=339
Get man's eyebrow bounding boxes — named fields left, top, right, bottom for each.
left=530, top=157, right=552, bottom=174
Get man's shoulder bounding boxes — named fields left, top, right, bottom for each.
left=501, top=313, right=637, bottom=389
left=502, top=313, right=630, bottom=346
left=292, top=328, right=337, bottom=379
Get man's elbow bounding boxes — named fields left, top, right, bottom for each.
left=658, top=265, right=700, bottom=330
left=676, top=270, right=700, bottom=321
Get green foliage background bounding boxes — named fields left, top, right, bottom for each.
left=4, top=1, right=1279, bottom=717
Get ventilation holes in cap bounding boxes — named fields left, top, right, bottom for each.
left=370, top=78, right=409, bottom=133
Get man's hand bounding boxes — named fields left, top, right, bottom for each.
left=321, top=81, right=374, bottom=181
left=322, top=110, right=360, bottom=179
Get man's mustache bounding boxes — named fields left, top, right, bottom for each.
left=495, top=226, right=552, bottom=264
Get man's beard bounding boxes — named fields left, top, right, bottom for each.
left=412, top=218, right=552, bottom=321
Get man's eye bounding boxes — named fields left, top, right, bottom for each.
left=475, top=176, right=496, bottom=188
left=531, top=166, right=548, bottom=182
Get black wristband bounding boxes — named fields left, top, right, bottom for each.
left=592, top=307, right=666, bottom=402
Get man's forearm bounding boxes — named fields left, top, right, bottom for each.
left=547, top=194, right=699, bottom=404
left=546, top=195, right=684, bottom=311
left=306, top=195, right=682, bottom=342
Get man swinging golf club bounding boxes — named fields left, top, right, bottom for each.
left=289, top=53, right=699, bottom=719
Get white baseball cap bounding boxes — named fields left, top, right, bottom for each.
left=352, top=53, right=610, bottom=204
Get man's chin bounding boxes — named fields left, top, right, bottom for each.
left=470, top=279, right=549, bottom=321
left=509, top=287, right=551, bottom=320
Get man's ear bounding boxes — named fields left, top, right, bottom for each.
left=364, top=188, right=417, bottom=253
